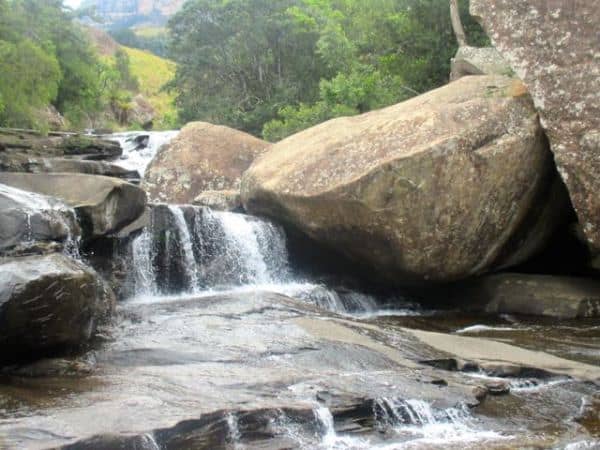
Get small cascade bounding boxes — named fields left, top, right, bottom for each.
left=226, top=413, right=242, bottom=448
left=168, top=205, right=200, bottom=292
left=373, top=398, right=471, bottom=429
left=202, top=209, right=290, bottom=285
left=131, top=227, right=158, bottom=296
left=370, top=397, right=506, bottom=444
left=128, top=204, right=290, bottom=296
left=108, top=131, right=178, bottom=176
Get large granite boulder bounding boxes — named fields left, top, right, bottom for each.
left=0, top=173, right=146, bottom=239
left=0, top=253, right=115, bottom=363
left=0, top=183, right=80, bottom=256
left=242, top=75, right=567, bottom=284
left=143, top=122, right=268, bottom=203
left=469, top=1, right=600, bottom=253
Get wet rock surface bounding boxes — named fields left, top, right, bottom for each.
left=0, top=290, right=597, bottom=449
left=0, top=184, right=80, bottom=256
left=242, top=75, right=567, bottom=284
left=0, top=253, right=115, bottom=365
left=0, top=172, right=146, bottom=239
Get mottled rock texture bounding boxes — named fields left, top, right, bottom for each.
left=0, top=173, right=146, bottom=240
left=242, top=75, right=567, bottom=284
left=470, top=0, right=600, bottom=253
left=0, top=253, right=115, bottom=363
left=144, top=122, right=268, bottom=204
left=193, top=190, right=242, bottom=211
left=450, top=46, right=512, bottom=80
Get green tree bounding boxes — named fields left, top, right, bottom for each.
left=168, top=0, right=327, bottom=135
left=0, top=39, right=62, bottom=127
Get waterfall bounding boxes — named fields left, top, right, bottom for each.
left=131, top=227, right=157, bottom=296
left=108, top=131, right=178, bottom=176
left=201, top=209, right=290, bottom=286
left=128, top=204, right=290, bottom=297
left=126, top=203, right=394, bottom=316
left=168, top=205, right=200, bottom=292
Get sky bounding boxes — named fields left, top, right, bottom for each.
left=64, top=0, right=82, bottom=8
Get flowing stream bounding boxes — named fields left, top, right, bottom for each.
left=0, top=132, right=598, bottom=449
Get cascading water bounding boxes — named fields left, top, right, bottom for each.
left=128, top=204, right=292, bottom=296
left=108, top=131, right=178, bottom=176
left=167, top=205, right=201, bottom=292
left=126, top=203, right=393, bottom=316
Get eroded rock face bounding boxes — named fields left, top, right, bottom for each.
left=242, top=75, right=567, bottom=284
left=0, top=253, right=115, bottom=364
left=0, top=183, right=80, bottom=256
left=0, top=173, right=146, bottom=240
left=470, top=0, right=600, bottom=253
left=144, top=122, right=268, bottom=203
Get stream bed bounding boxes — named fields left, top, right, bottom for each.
left=0, top=132, right=598, bottom=449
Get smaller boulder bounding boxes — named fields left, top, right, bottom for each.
left=448, top=273, right=600, bottom=319
left=193, top=190, right=242, bottom=212
left=143, top=122, right=268, bottom=203
left=450, top=46, right=512, bottom=80
left=0, top=253, right=115, bottom=364
left=0, top=173, right=146, bottom=239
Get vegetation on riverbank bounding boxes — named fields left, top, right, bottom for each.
left=0, top=0, right=176, bottom=131
left=168, top=0, right=488, bottom=140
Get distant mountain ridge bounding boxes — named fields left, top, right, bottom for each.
left=82, top=0, right=184, bottom=26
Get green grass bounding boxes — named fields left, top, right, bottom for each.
left=132, top=26, right=168, bottom=38
left=121, top=46, right=178, bottom=129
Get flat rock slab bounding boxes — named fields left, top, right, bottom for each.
left=0, top=289, right=596, bottom=448
left=449, top=273, right=600, bottom=319
left=407, top=328, right=600, bottom=381
left=0, top=154, right=140, bottom=183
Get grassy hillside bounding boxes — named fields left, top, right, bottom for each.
left=87, top=26, right=178, bottom=130
left=121, top=46, right=178, bottom=129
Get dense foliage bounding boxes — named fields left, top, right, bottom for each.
left=110, top=27, right=170, bottom=58
left=168, top=0, right=489, bottom=140
left=0, top=0, right=139, bottom=129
